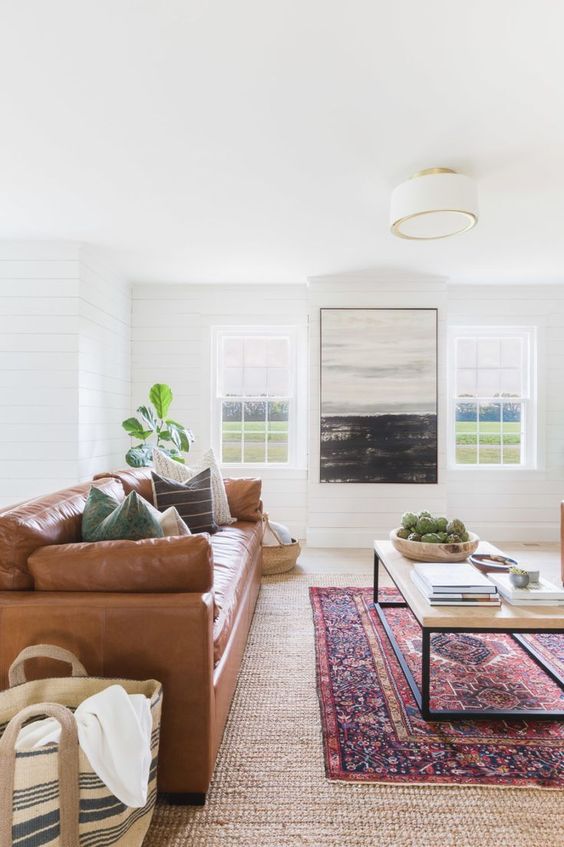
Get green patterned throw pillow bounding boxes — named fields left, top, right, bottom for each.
left=82, top=487, right=120, bottom=542
left=82, top=487, right=164, bottom=542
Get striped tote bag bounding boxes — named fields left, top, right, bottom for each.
left=0, top=645, right=162, bottom=847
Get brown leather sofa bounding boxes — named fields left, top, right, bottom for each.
left=0, top=468, right=263, bottom=804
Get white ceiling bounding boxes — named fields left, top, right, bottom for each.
left=1, top=1, right=564, bottom=285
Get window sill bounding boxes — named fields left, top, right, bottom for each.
left=220, top=465, right=307, bottom=479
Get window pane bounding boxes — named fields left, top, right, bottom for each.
left=267, top=367, right=289, bottom=396
left=477, top=368, right=500, bottom=397
left=223, top=367, right=243, bottom=396
left=455, top=402, right=477, bottom=464
left=477, top=338, right=500, bottom=368
left=456, top=368, right=477, bottom=397
left=501, top=337, right=522, bottom=367
left=267, top=337, right=289, bottom=367
left=267, top=401, right=289, bottom=463
left=457, top=338, right=476, bottom=368
left=243, top=401, right=266, bottom=463
left=244, top=337, right=267, bottom=367
left=223, top=337, right=243, bottom=367
left=244, top=367, right=267, bottom=396
left=499, top=368, right=521, bottom=396
left=478, top=401, right=501, bottom=464
left=222, top=401, right=242, bottom=463
left=501, top=402, right=522, bottom=464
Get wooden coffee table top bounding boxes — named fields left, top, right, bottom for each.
left=374, top=540, right=564, bottom=631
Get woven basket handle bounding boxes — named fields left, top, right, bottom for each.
left=0, top=702, right=80, bottom=847
left=8, top=645, right=88, bottom=688
left=263, top=512, right=285, bottom=545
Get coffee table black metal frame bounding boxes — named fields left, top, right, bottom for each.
left=373, top=549, right=564, bottom=721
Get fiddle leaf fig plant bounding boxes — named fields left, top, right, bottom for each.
left=122, top=383, right=194, bottom=467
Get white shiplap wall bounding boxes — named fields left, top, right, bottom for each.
left=447, top=284, right=564, bottom=541
left=0, top=242, right=131, bottom=508
left=78, top=247, right=131, bottom=479
left=131, top=283, right=309, bottom=538
left=0, top=242, right=80, bottom=507
left=307, top=275, right=449, bottom=547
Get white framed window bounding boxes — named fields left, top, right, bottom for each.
left=448, top=326, right=537, bottom=469
left=212, top=326, right=303, bottom=467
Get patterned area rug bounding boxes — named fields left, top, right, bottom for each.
left=311, top=586, right=564, bottom=788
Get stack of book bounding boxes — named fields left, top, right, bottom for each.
left=411, top=562, right=501, bottom=606
left=487, top=573, right=564, bottom=606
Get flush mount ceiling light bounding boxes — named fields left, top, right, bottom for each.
left=390, top=167, right=478, bottom=240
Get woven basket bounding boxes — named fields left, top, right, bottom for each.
left=0, top=644, right=162, bottom=847
left=262, top=514, right=301, bottom=575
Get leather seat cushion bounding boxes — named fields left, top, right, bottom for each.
left=212, top=522, right=262, bottom=664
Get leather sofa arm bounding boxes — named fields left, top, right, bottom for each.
left=28, top=534, right=213, bottom=593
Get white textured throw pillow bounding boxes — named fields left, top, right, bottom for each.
left=145, top=500, right=191, bottom=536
left=152, top=448, right=235, bottom=526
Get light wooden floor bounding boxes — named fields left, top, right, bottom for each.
left=296, top=541, right=563, bottom=586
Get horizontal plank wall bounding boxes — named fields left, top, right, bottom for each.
left=447, top=284, right=564, bottom=541
left=131, top=283, right=308, bottom=539
left=0, top=242, right=131, bottom=508
left=307, top=275, right=448, bottom=547
left=78, top=246, right=131, bottom=479
left=0, top=242, right=80, bottom=506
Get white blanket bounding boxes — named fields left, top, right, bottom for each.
left=15, top=685, right=152, bottom=808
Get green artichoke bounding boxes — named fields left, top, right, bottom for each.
left=408, top=532, right=422, bottom=542
left=421, top=533, right=441, bottom=543
left=435, top=517, right=448, bottom=532
left=447, top=533, right=462, bottom=543
left=416, top=516, right=438, bottom=535
left=446, top=519, right=466, bottom=536
left=396, top=527, right=410, bottom=539
left=401, top=512, right=418, bottom=530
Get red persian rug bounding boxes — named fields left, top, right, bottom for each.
left=311, top=586, right=564, bottom=788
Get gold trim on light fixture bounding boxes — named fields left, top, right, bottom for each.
left=410, top=167, right=456, bottom=179
left=391, top=208, right=478, bottom=240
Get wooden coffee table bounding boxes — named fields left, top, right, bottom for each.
left=373, top=539, right=564, bottom=721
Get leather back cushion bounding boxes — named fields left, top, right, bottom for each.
left=0, top=478, right=125, bottom=590
left=223, top=478, right=262, bottom=522
left=94, top=470, right=263, bottom=523
left=93, top=468, right=154, bottom=503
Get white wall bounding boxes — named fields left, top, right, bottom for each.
left=131, top=277, right=564, bottom=544
left=0, top=242, right=80, bottom=507
left=131, top=283, right=309, bottom=538
left=447, top=284, right=564, bottom=541
left=0, top=242, right=130, bottom=508
left=307, top=274, right=448, bottom=547
left=78, top=246, right=131, bottom=479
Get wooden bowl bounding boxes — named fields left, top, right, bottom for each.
left=389, top=528, right=480, bottom=562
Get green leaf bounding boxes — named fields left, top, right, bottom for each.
left=137, top=405, right=157, bottom=431
left=125, top=444, right=153, bottom=467
left=159, top=446, right=185, bottom=464
left=122, top=418, right=153, bottom=440
left=149, top=384, right=173, bottom=419
left=157, top=430, right=174, bottom=442
left=167, top=420, right=194, bottom=452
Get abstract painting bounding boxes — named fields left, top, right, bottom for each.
left=320, top=308, right=438, bottom=483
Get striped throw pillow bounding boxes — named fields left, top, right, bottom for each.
left=151, top=469, right=218, bottom=534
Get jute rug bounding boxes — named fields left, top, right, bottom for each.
left=311, top=586, right=563, bottom=788
left=145, top=573, right=564, bottom=847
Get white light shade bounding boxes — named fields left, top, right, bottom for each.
left=390, top=168, right=478, bottom=240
